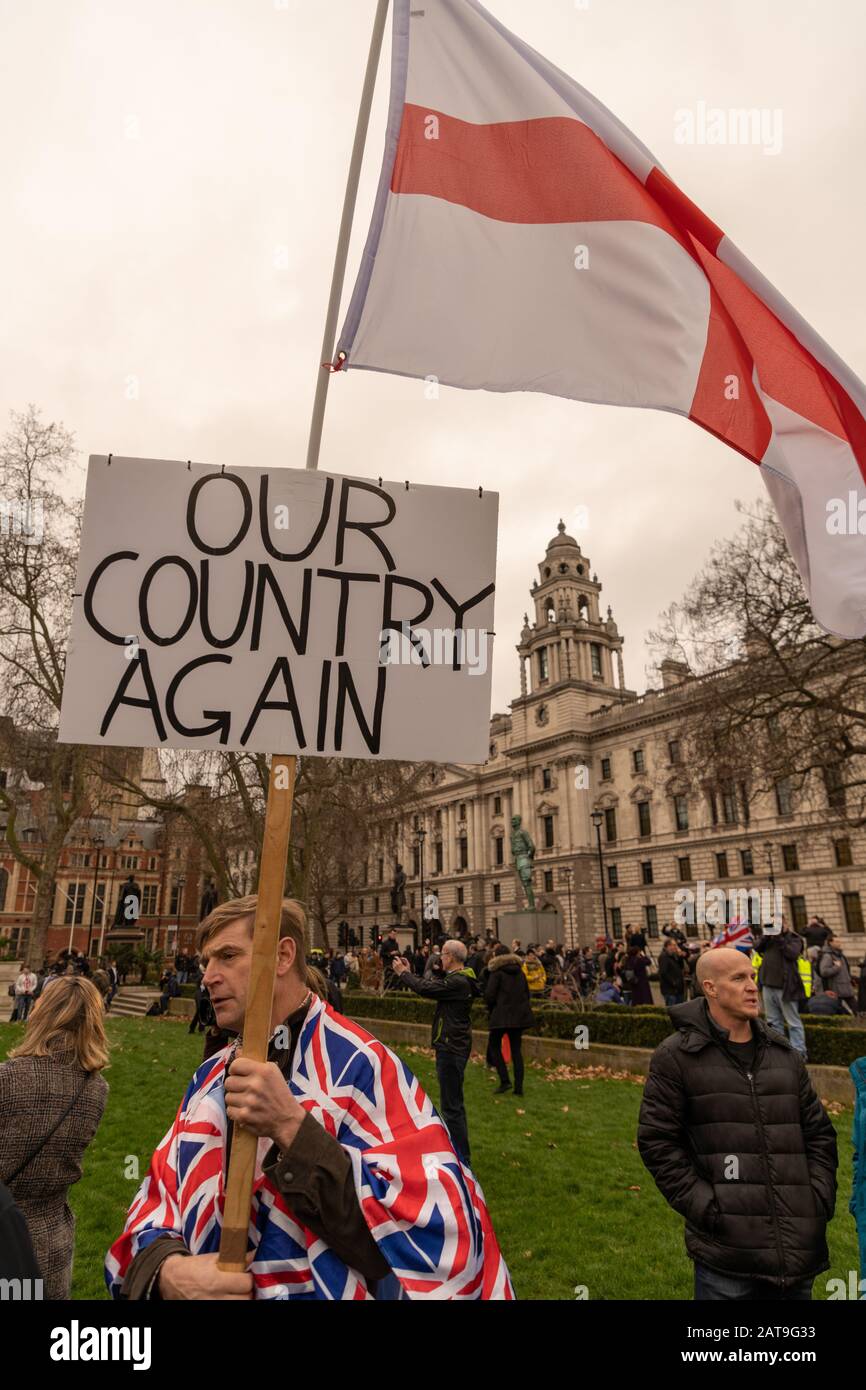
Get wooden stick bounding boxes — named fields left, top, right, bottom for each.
left=305, top=0, right=391, bottom=471
left=218, top=753, right=297, bottom=1270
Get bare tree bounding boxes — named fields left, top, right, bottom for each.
left=648, top=500, right=866, bottom=823
left=0, top=406, right=99, bottom=966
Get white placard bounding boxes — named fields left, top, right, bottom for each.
left=59, top=457, right=498, bottom=763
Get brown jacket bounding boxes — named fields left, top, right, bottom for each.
left=0, top=1047, right=108, bottom=1298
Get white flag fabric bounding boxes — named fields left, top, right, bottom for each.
left=338, top=0, right=866, bottom=638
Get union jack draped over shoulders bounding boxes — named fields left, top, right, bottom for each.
left=105, top=995, right=513, bottom=1299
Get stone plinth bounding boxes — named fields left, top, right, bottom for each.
left=498, top=908, right=562, bottom=950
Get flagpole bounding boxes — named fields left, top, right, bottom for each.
left=305, top=0, right=391, bottom=471
left=218, top=1, right=390, bottom=1273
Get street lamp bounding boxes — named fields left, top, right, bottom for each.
left=86, top=835, right=105, bottom=959
left=559, top=864, right=575, bottom=946
left=590, top=809, right=611, bottom=943
left=414, top=828, right=427, bottom=944
left=764, top=840, right=776, bottom=890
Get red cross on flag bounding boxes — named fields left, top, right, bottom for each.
left=338, top=0, right=866, bottom=638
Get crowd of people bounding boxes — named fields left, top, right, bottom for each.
left=2, top=903, right=866, bottom=1301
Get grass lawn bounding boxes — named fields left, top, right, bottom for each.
left=1, top=1016, right=859, bottom=1300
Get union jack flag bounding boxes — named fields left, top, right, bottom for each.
left=106, top=995, right=513, bottom=1299
left=710, top=920, right=754, bottom=951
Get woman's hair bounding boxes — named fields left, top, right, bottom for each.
left=196, top=895, right=329, bottom=1001
left=492, top=942, right=509, bottom=957
left=10, top=975, right=109, bottom=1072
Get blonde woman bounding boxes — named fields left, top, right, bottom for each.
left=0, top=975, right=109, bottom=1298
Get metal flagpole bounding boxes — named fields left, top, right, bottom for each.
left=219, top=0, right=391, bottom=1272
left=305, top=0, right=391, bottom=471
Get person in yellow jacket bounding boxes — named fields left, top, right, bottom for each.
left=522, top=948, right=547, bottom=998
left=752, top=950, right=812, bottom=998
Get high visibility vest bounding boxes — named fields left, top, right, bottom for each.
left=752, top=951, right=812, bottom=999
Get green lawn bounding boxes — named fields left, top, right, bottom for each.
left=0, top=1018, right=859, bottom=1300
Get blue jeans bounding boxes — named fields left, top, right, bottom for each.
left=695, top=1263, right=813, bottom=1301
left=663, top=992, right=685, bottom=1006
left=762, top=986, right=807, bottom=1056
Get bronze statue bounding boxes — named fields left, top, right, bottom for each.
left=200, top=879, right=218, bottom=921
left=390, top=862, right=407, bottom=920
left=114, top=874, right=141, bottom=925
left=510, top=814, right=536, bottom=909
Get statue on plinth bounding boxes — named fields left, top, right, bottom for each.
left=510, top=814, right=536, bottom=909
left=390, top=862, right=407, bottom=921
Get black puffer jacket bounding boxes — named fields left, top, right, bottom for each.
left=484, top=954, right=535, bottom=1030
left=400, top=968, right=475, bottom=1056
left=637, top=997, right=837, bottom=1286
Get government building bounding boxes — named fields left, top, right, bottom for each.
left=353, top=523, right=866, bottom=954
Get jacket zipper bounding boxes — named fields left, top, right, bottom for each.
left=733, top=1042, right=787, bottom=1286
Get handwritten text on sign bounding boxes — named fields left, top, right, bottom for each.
left=59, top=458, right=498, bottom=763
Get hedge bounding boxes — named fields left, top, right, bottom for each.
left=339, top=993, right=866, bottom=1068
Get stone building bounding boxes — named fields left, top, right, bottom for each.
left=353, top=523, right=866, bottom=956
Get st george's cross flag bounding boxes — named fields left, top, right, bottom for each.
left=105, top=994, right=513, bottom=1300
left=337, top=0, right=866, bottom=639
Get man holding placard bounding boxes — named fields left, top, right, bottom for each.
left=105, top=895, right=512, bottom=1300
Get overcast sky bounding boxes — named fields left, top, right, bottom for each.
left=2, top=0, right=864, bottom=715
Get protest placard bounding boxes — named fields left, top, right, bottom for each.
left=59, top=456, right=498, bottom=764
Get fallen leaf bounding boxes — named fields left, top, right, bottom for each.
left=629, top=1185, right=641, bottom=1192
left=516, top=1108, right=526, bottom=1116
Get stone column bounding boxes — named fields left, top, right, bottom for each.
left=519, top=654, right=527, bottom=697
left=617, top=647, right=625, bottom=691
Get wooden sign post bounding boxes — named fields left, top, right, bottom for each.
left=217, top=0, right=391, bottom=1271
left=218, top=752, right=297, bottom=1270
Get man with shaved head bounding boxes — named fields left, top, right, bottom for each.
left=638, top=944, right=837, bottom=1301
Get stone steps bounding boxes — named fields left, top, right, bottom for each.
left=109, top=987, right=161, bottom=1018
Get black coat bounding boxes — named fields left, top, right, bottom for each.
left=637, top=997, right=837, bottom=1286
left=400, top=968, right=474, bottom=1056
left=483, top=955, right=535, bottom=1030
left=658, top=951, right=685, bottom=994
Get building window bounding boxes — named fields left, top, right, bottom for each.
left=607, top=865, right=619, bottom=888
left=611, top=907, right=622, bottom=938
left=601, top=757, right=612, bottom=781
left=459, top=837, right=468, bottom=870
left=63, top=882, right=86, bottom=926
left=92, top=881, right=106, bottom=926
left=412, top=845, right=420, bottom=876
left=641, top=860, right=653, bottom=885
left=835, top=838, right=853, bottom=868
left=170, top=883, right=181, bottom=915
left=590, top=643, right=602, bottom=679
left=645, top=905, right=659, bottom=938
left=141, top=885, right=158, bottom=916
left=494, top=837, right=504, bottom=867
left=493, top=795, right=502, bottom=815
left=673, top=795, right=689, bottom=832
left=842, top=892, right=864, bottom=933
left=457, top=887, right=464, bottom=905
left=637, top=801, right=652, bottom=838
left=358, top=899, right=365, bottom=916
left=538, top=647, right=549, bottom=682
left=493, top=883, right=501, bottom=903
left=678, top=856, right=691, bottom=882
left=668, top=739, right=681, bottom=764
left=543, top=815, right=555, bottom=849
left=824, top=763, right=846, bottom=811
left=604, top=808, right=617, bottom=843
left=435, top=841, right=444, bottom=872
left=721, top=784, right=738, bottom=825
left=633, top=749, right=645, bottom=774
left=775, top=779, right=794, bottom=816
left=782, top=844, right=799, bottom=872
left=789, top=895, right=808, bottom=931
left=544, top=870, right=554, bottom=893
left=377, top=857, right=384, bottom=882
left=459, top=803, right=466, bottom=820
left=740, top=849, right=754, bottom=876
left=374, top=896, right=380, bottom=914
left=716, top=852, right=729, bottom=878
left=542, top=767, right=552, bottom=790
